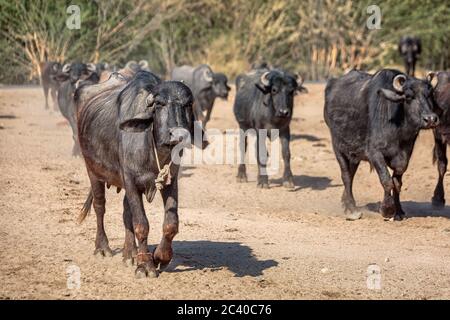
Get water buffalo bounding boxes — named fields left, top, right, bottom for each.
left=98, top=60, right=149, bottom=83
left=40, top=61, right=62, bottom=110
left=233, top=68, right=307, bottom=189
left=171, top=64, right=231, bottom=127
left=76, top=71, right=206, bottom=278
left=427, top=72, right=450, bottom=207
left=95, top=62, right=111, bottom=75
left=251, top=61, right=271, bottom=70
left=56, top=62, right=99, bottom=156
left=399, top=36, right=421, bottom=77
left=324, top=69, right=438, bottom=221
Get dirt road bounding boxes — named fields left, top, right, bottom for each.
left=0, top=84, right=449, bottom=299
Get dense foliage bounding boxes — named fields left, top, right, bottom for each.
left=0, top=0, right=448, bottom=83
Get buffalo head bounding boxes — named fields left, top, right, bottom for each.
left=211, top=73, right=231, bottom=100
left=379, top=73, right=438, bottom=129
left=56, top=62, right=97, bottom=84
left=255, top=70, right=307, bottom=118
left=119, top=72, right=207, bottom=149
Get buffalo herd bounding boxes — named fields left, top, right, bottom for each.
left=40, top=36, right=450, bottom=278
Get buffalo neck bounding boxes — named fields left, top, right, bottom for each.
left=149, top=127, right=172, bottom=168
left=369, top=100, right=421, bottom=149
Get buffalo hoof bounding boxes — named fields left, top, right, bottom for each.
left=123, top=257, right=135, bottom=267
left=282, top=179, right=295, bottom=189
left=431, top=196, right=445, bottom=208
left=158, top=262, right=170, bottom=272
left=72, top=150, right=81, bottom=158
left=345, top=211, right=362, bottom=221
left=380, top=199, right=396, bottom=219
left=122, top=246, right=137, bottom=266
left=135, top=264, right=158, bottom=279
left=393, top=213, right=406, bottom=221
left=153, top=247, right=172, bottom=272
left=94, top=246, right=113, bottom=258
left=135, top=267, right=147, bottom=279
left=236, top=173, right=248, bottom=183
left=257, top=182, right=270, bottom=189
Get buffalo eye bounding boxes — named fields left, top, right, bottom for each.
left=404, top=89, right=414, bottom=101
left=405, top=94, right=414, bottom=102
left=154, top=96, right=166, bottom=107
left=271, top=88, right=278, bottom=94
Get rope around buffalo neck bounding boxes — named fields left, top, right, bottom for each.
left=151, top=126, right=173, bottom=190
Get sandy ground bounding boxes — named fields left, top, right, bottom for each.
left=0, top=84, right=449, bottom=300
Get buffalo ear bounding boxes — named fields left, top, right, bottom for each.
left=427, top=71, right=438, bottom=88
left=296, top=86, right=308, bottom=94
left=255, top=83, right=269, bottom=94
left=119, top=111, right=153, bottom=132
left=55, top=63, right=71, bottom=81
left=119, top=93, right=155, bottom=132
left=378, top=89, right=405, bottom=102
left=55, top=72, right=70, bottom=82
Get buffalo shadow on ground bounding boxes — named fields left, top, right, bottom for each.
left=366, top=201, right=450, bottom=219
left=164, top=240, right=278, bottom=277
left=271, top=174, right=341, bottom=191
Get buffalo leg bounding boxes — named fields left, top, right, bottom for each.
left=72, top=140, right=81, bottom=157
left=88, top=175, right=112, bottom=257
left=124, top=182, right=157, bottom=278
left=371, top=152, right=395, bottom=219
left=68, top=116, right=81, bottom=157
left=193, top=103, right=205, bottom=124
left=122, top=196, right=137, bottom=266
left=154, top=171, right=179, bottom=271
left=280, top=128, right=294, bottom=188
left=202, top=107, right=213, bottom=127
left=334, top=148, right=361, bottom=220
left=405, top=62, right=411, bottom=77
left=237, top=131, right=248, bottom=182
left=256, top=132, right=269, bottom=188
left=43, top=84, right=49, bottom=110
left=51, top=87, right=58, bottom=111
left=432, top=133, right=447, bottom=207
left=393, top=173, right=405, bottom=220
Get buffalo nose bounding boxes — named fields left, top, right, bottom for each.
left=423, top=114, right=438, bottom=127
left=169, top=128, right=190, bottom=145
left=279, top=109, right=290, bottom=117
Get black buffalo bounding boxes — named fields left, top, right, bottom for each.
left=123, top=60, right=150, bottom=75
left=99, top=60, right=149, bottom=83
left=427, top=72, right=450, bottom=207
left=95, top=62, right=112, bottom=75
left=56, top=62, right=99, bottom=156
left=324, top=69, right=438, bottom=221
left=171, top=64, right=230, bottom=127
left=398, top=36, right=421, bottom=77
left=76, top=71, right=206, bottom=278
left=40, top=61, right=62, bottom=110
left=233, top=68, right=307, bottom=188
